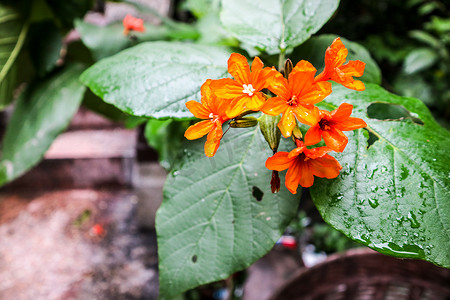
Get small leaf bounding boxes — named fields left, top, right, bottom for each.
left=157, top=127, right=299, bottom=298
left=80, top=42, right=232, bottom=119
left=403, top=48, right=437, bottom=75
left=220, top=0, right=340, bottom=54
left=144, top=118, right=189, bottom=170
left=291, top=34, right=382, bottom=85
left=311, top=83, right=450, bottom=268
left=0, top=4, right=28, bottom=106
left=0, top=64, right=86, bottom=186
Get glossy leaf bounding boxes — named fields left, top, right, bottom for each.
left=220, top=0, right=340, bottom=54
left=157, top=126, right=299, bottom=298
left=402, top=48, right=437, bottom=74
left=311, top=83, right=450, bottom=268
left=0, top=4, right=28, bottom=107
left=291, top=34, right=382, bottom=85
left=80, top=42, right=232, bottom=119
left=0, top=64, right=86, bottom=186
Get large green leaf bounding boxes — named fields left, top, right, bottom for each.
left=0, top=4, right=28, bottom=107
left=157, top=126, right=299, bottom=298
left=80, top=42, right=232, bottom=119
left=290, top=34, right=382, bottom=85
left=0, top=64, right=86, bottom=186
left=311, top=83, right=450, bottom=268
left=220, top=0, right=340, bottom=54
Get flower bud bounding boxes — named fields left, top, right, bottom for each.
left=259, top=114, right=281, bottom=152
left=270, top=171, right=280, bottom=193
left=284, top=59, right=293, bottom=78
left=229, top=117, right=258, bottom=128
left=292, top=125, right=303, bottom=141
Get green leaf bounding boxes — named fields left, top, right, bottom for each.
left=157, top=126, right=299, bottom=298
left=290, top=34, right=382, bottom=85
left=75, top=20, right=173, bottom=61
left=403, top=48, right=438, bottom=74
left=144, top=119, right=189, bottom=170
left=80, top=42, right=232, bottom=119
left=0, top=4, right=28, bottom=106
left=220, top=0, right=340, bottom=54
left=311, top=83, right=450, bottom=268
left=28, top=21, right=63, bottom=77
left=0, top=64, right=86, bottom=186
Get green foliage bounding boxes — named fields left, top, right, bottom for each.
left=220, top=0, right=340, bottom=54
left=0, top=64, right=86, bottom=185
left=144, top=119, right=189, bottom=170
left=312, top=84, right=450, bottom=268
left=157, top=127, right=300, bottom=298
left=27, top=21, right=63, bottom=77
left=80, top=42, right=232, bottom=119
left=0, top=4, right=28, bottom=108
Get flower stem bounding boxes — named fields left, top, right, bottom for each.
left=278, top=48, right=286, bottom=72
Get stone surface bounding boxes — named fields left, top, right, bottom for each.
left=0, top=189, right=159, bottom=300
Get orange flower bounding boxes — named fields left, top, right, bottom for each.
left=304, top=103, right=367, bottom=152
left=184, top=80, right=236, bottom=157
left=212, top=53, right=276, bottom=117
left=123, top=14, right=145, bottom=35
left=265, top=140, right=342, bottom=193
left=315, top=37, right=365, bottom=91
left=260, top=60, right=332, bottom=138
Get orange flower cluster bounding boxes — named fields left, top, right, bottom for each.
left=185, top=38, right=367, bottom=193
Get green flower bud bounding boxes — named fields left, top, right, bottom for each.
left=229, top=117, right=258, bottom=128
left=259, top=114, right=281, bottom=152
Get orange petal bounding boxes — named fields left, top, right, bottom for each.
left=184, top=120, right=214, bottom=140
left=267, top=75, right=290, bottom=100
left=245, top=93, right=266, bottom=111
left=340, top=60, right=365, bottom=77
left=204, top=124, right=223, bottom=157
left=340, top=79, right=366, bottom=91
left=254, top=67, right=279, bottom=91
left=309, top=156, right=342, bottom=179
left=335, top=117, right=367, bottom=131
left=186, top=100, right=211, bottom=119
left=260, top=97, right=287, bottom=116
left=304, top=124, right=323, bottom=146
left=298, top=81, right=332, bottom=105
left=212, top=78, right=243, bottom=100
left=322, top=127, right=348, bottom=152
left=228, top=53, right=250, bottom=85
left=325, top=37, right=348, bottom=69
left=288, top=146, right=304, bottom=159
left=285, top=160, right=302, bottom=194
left=265, top=152, right=294, bottom=171
left=225, top=95, right=247, bottom=118
left=289, top=60, right=317, bottom=96
left=278, top=109, right=296, bottom=138
left=298, top=161, right=315, bottom=188
left=292, top=104, right=319, bottom=126
left=331, top=103, right=353, bottom=121
left=304, top=146, right=333, bottom=159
